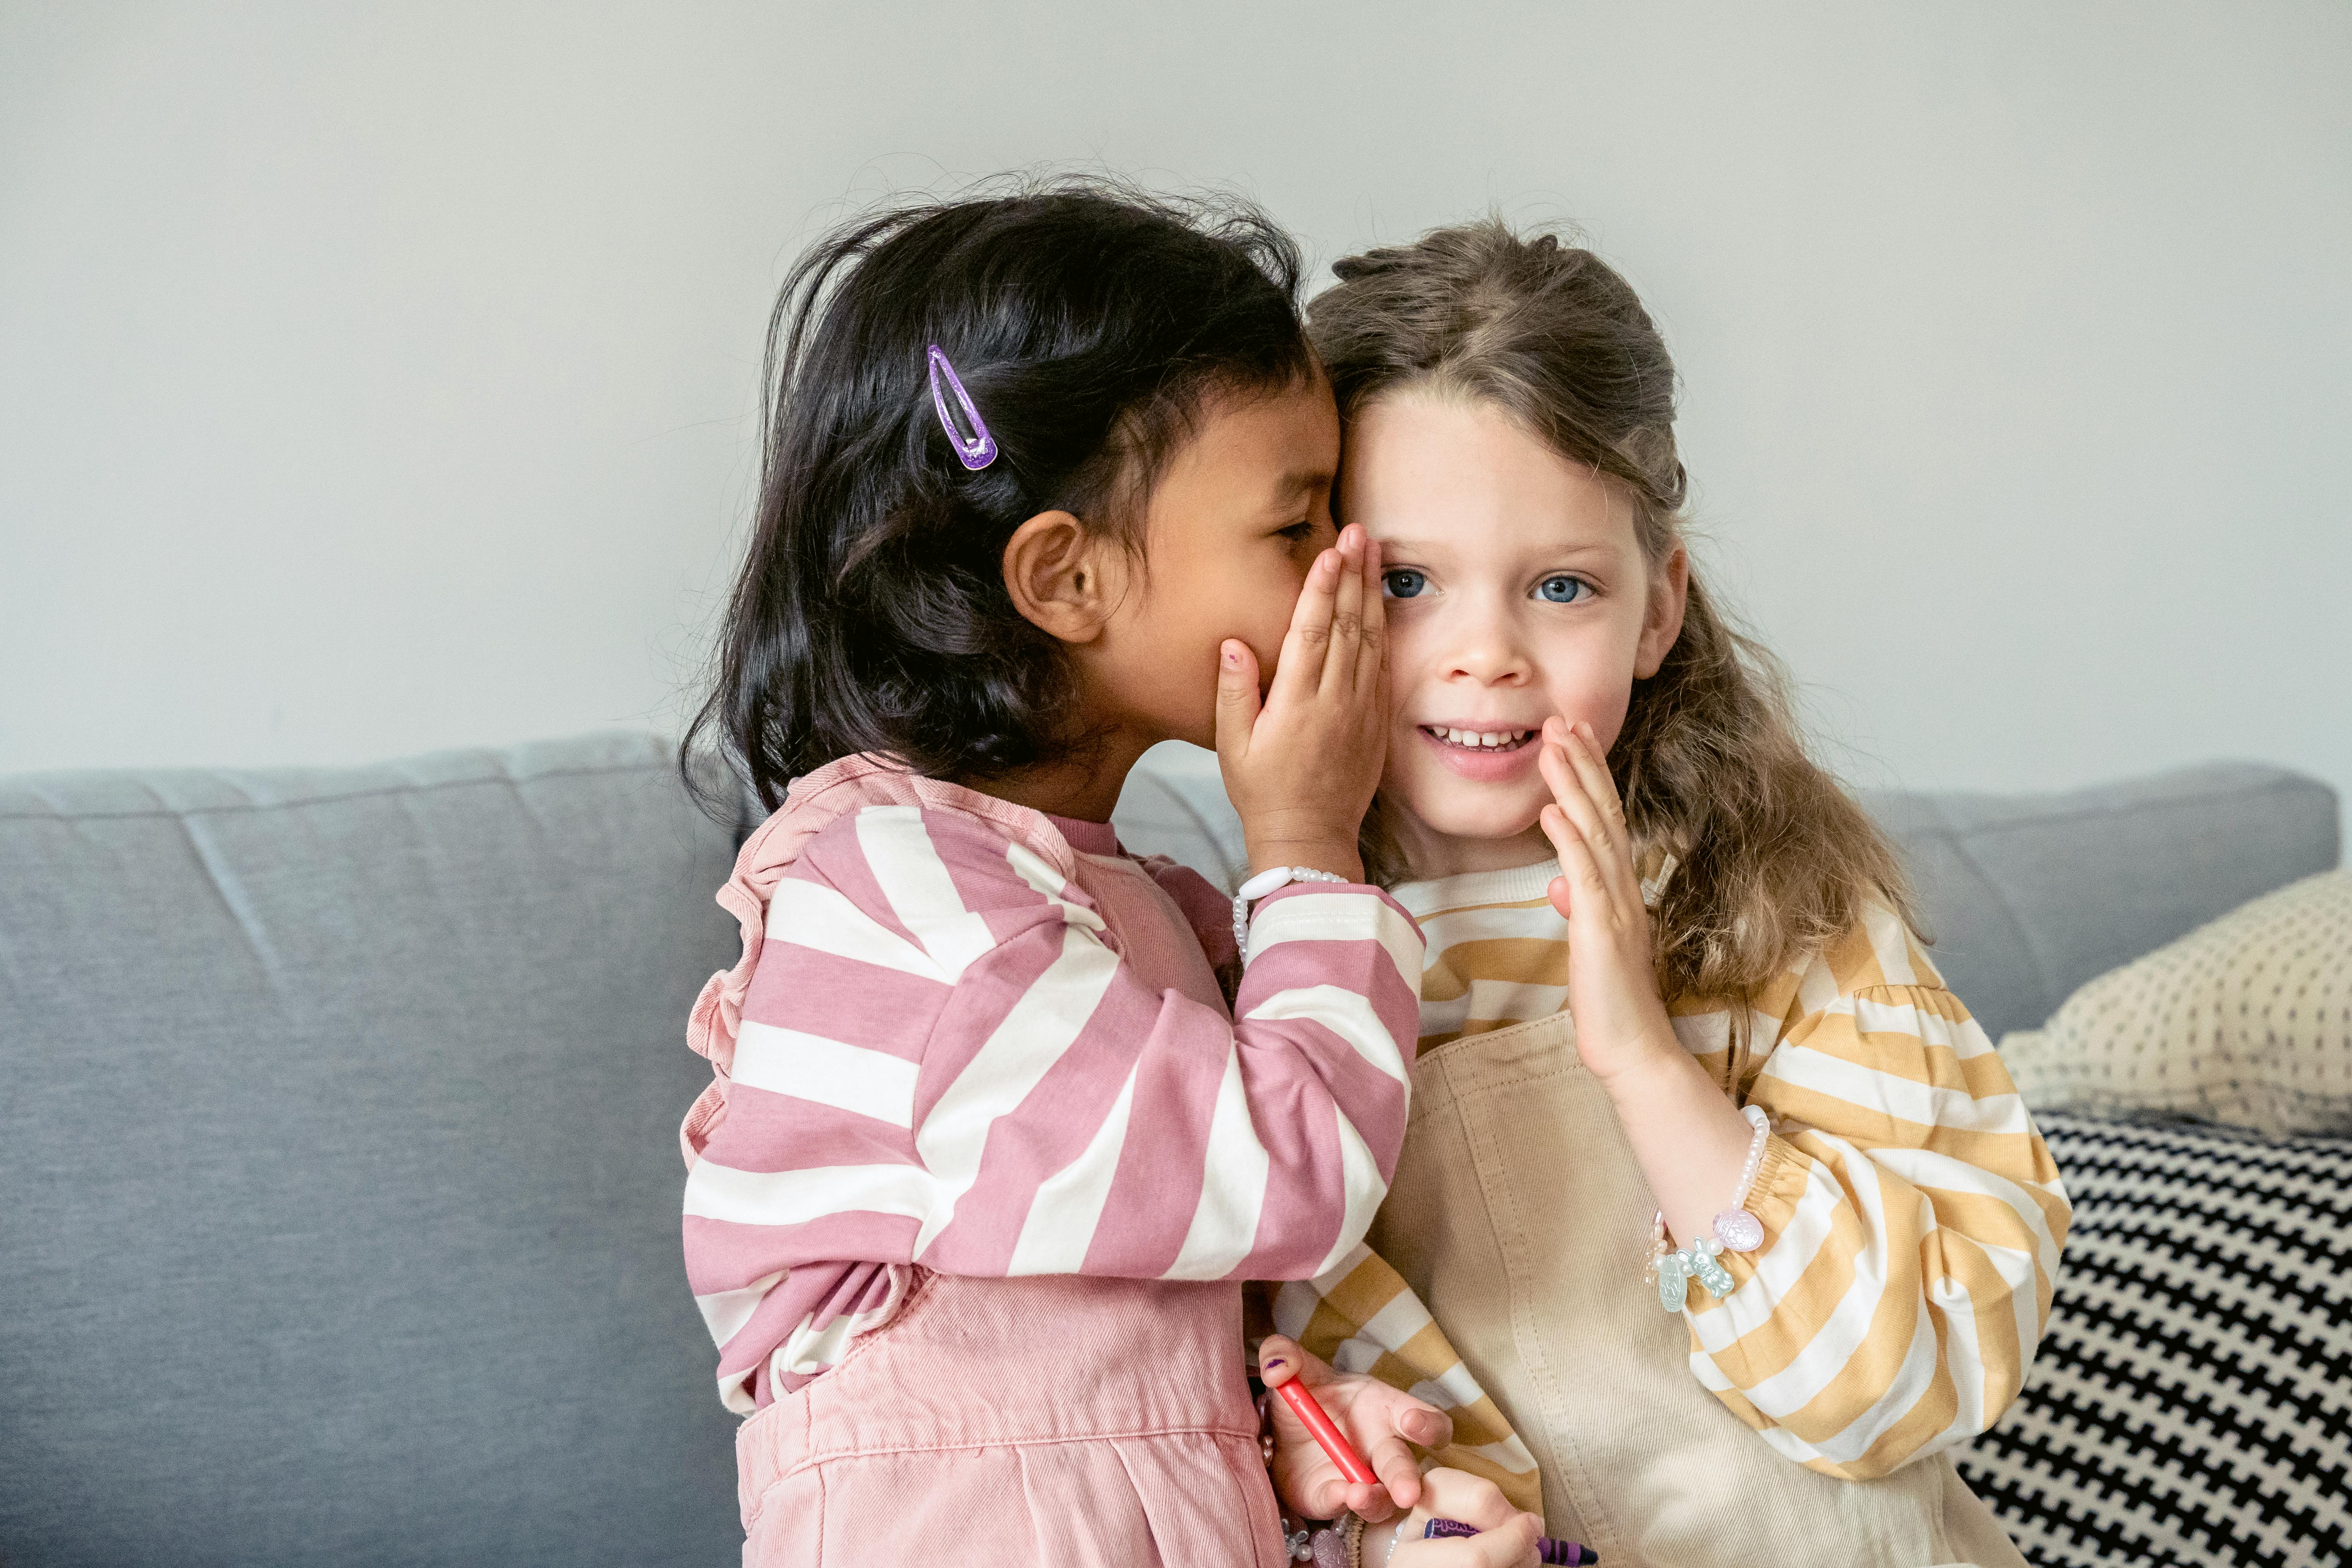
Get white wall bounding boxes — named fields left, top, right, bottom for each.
left=5, top=1, right=2347, bottom=819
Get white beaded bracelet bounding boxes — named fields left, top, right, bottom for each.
left=1714, top=1102, right=1773, bottom=1252
left=1230, top=865, right=1349, bottom=954
left=1646, top=1103, right=1773, bottom=1312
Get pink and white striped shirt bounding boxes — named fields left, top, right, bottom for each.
left=679, top=755, right=1424, bottom=1413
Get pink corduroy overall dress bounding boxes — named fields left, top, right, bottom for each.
left=724, top=806, right=1287, bottom=1568
left=735, top=1271, right=1284, bottom=1566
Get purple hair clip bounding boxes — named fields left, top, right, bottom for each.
left=926, top=344, right=998, bottom=471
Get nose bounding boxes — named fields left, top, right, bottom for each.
left=1443, top=616, right=1533, bottom=688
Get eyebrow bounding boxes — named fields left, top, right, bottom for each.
left=1376, top=536, right=1617, bottom=557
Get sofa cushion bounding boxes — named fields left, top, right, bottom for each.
left=1863, top=763, right=2340, bottom=1042
left=0, top=733, right=743, bottom=1568
left=1956, top=1111, right=2352, bottom=1567
left=2000, top=870, right=2352, bottom=1137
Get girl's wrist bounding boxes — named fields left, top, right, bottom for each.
left=1243, top=838, right=1364, bottom=884
left=1364, top=1512, right=1414, bottom=1568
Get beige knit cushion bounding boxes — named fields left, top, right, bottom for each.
left=1998, top=869, right=2352, bottom=1137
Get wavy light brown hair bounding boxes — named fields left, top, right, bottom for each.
left=1310, top=219, right=1918, bottom=1005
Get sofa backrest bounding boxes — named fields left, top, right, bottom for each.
left=0, top=733, right=744, bottom=1568
left=4, top=732, right=2338, bottom=1566
left=1112, top=747, right=2343, bottom=1042
left=1861, top=762, right=2339, bottom=1039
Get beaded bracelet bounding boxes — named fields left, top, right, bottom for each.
left=1231, top=865, right=1350, bottom=953
left=1267, top=1511, right=1357, bottom=1566
left=1646, top=1103, right=1772, bottom=1312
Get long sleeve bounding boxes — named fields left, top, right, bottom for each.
left=1684, top=906, right=2073, bottom=1478
left=681, top=802, right=1423, bottom=1410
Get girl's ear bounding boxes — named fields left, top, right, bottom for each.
left=1634, top=544, right=1690, bottom=679
left=1002, top=511, right=1123, bottom=645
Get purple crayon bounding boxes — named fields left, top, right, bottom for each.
left=1425, top=1516, right=1598, bottom=1564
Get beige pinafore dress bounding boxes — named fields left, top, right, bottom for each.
left=1368, top=1011, right=2028, bottom=1568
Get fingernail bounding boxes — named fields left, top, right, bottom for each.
left=1223, top=645, right=1242, bottom=667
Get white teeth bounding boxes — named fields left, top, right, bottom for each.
left=1427, top=727, right=1530, bottom=749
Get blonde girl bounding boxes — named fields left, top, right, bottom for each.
left=1267, top=221, right=2071, bottom=1568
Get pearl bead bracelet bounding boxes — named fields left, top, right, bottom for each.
left=1231, top=865, right=1350, bottom=954
left=1647, top=1103, right=1772, bottom=1312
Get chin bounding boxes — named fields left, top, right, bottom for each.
left=1392, top=778, right=1545, bottom=846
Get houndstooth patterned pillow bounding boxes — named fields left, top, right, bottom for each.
left=1958, top=1111, right=2352, bottom=1567
left=1998, top=870, right=2352, bottom=1138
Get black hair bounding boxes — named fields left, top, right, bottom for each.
left=682, top=177, right=1311, bottom=814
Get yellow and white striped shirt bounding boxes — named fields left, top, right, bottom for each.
left=1276, top=859, right=2069, bottom=1488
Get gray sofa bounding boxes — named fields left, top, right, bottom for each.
left=2, top=732, right=2338, bottom=1567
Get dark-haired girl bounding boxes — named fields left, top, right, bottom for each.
left=675, top=185, right=1541, bottom=1568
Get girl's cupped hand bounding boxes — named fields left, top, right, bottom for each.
left=1384, top=1468, right=1545, bottom=1568
left=1216, top=524, right=1388, bottom=884
left=1535, top=717, right=1681, bottom=1083
left=1257, top=1334, right=1448, bottom=1522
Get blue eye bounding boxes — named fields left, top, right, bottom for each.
left=1383, top=569, right=1428, bottom=599
left=1537, top=575, right=1588, bottom=604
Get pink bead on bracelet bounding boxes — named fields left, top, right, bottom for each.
left=1713, top=1102, right=1773, bottom=1252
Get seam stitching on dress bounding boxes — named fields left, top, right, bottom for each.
left=788, top=1421, right=1259, bottom=1470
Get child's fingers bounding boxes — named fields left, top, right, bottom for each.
left=1365, top=1436, right=1426, bottom=1518
left=1259, top=1339, right=1450, bottom=1522
left=1538, top=723, right=1642, bottom=913
left=1393, top=1471, right=1544, bottom=1567
left=1391, top=1514, right=1544, bottom=1568
left=1213, top=640, right=1264, bottom=774
left=1535, top=750, right=1627, bottom=913
left=1537, top=804, right=1612, bottom=924
left=1555, top=719, right=1630, bottom=832
left=1319, top=525, right=1368, bottom=697
left=1352, top=527, right=1388, bottom=695
left=1258, top=1338, right=1368, bottom=1519
left=1338, top=1477, right=1398, bottom=1524
left=1265, top=544, right=1342, bottom=714
left=1347, top=1388, right=1448, bottom=1515
left=1416, top=1468, right=1527, bottom=1531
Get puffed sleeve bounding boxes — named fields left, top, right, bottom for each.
left=1682, top=908, right=2072, bottom=1478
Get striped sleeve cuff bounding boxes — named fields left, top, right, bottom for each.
left=1241, top=884, right=1424, bottom=993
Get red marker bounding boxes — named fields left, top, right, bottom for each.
left=1274, top=1377, right=1378, bottom=1487
left=1272, top=1370, right=1601, bottom=1563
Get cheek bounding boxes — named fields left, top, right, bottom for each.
left=1545, top=639, right=1640, bottom=746
left=1379, top=612, right=1435, bottom=711
left=1231, top=566, right=1307, bottom=669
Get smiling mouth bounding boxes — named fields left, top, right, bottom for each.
left=1420, top=726, right=1535, bottom=753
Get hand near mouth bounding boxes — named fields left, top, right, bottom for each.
left=1535, top=717, right=1773, bottom=1247
left=1217, top=523, right=1389, bottom=883
left=1534, top=717, right=1682, bottom=1083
